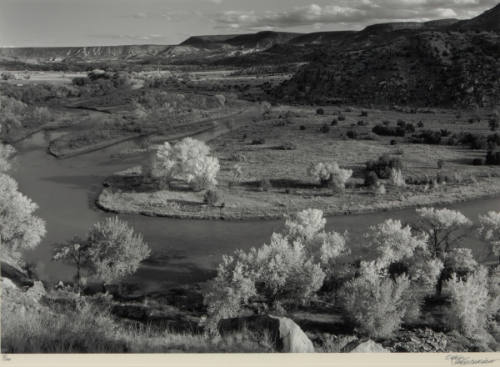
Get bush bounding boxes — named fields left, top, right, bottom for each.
left=86, top=217, right=151, bottom=284
left=338, top=114, right=346, bottom=121
left=308, top=162, right=353, bottom=190
left=320, top=124, right=330, bottom=133
left=277, top=142, right=296, bottom=150
left=259, top=178, right=271, bottom=191
left=204, top=190, right=220, bottom=206
left=489, top=118, right=499, bottom=132
left=411, top=130, right=443, bottom=145
left=364, top=171, right=379, bottom=187
left=443, top=267, right=491, bottom=337
left=339, top=270, right=411, bottom=338
left=346, top=130, right=357, bottom=139
left=366, top=154, right=403, bottom=179
left=331, top=119, right=338, bottom=126
left=472, top=158, right=485, bottom=166
left=299, top=125, right=306, bottom=131
left=372, top=125, right=405, bottom=137
left=486, top=150, right=500, bottom=165
left=437, top=160, right=444, bottom=169
left=417, top=121, right=424, bottom=128
left=360, top=111, right=368, bottom=117
left=390, top=139, right=397, bottom=145
left=251, top=138, right=265, bottom=145
left=316, top=108, right=325, bottom=115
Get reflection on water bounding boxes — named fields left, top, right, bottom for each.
left=11, top=131, right=500, bottom=291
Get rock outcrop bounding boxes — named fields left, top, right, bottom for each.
left=219, top=315, right=315, bottom=353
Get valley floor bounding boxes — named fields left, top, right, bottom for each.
left=96, top=105, right=500, bottom=220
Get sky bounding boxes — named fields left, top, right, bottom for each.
left=0, top=0, right=498, bottom=47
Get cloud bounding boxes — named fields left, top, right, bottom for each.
left=214, top=0, right=498, bottom=31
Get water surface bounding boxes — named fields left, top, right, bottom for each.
left=12, top=131, right=500, bottom=291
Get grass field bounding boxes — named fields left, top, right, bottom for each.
left=97, top=104, right=500, bottom=220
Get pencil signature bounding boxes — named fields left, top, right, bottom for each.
left=446, top=355, right=499, bottom=365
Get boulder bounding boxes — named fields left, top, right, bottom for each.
left=1, top=277, right=17, bottom=289
left=219, top=315, right=315, bottom=353
left=344, top=339, right=389, bottom=353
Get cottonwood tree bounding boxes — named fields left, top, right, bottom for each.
left=203, top=209, right=348, bottom=331
left=364, top=219, right=428, bottom=268
left=416, top=207, right=472, bottom=259
left=0, top=173, right=46, bottom=263
left=149, top=138, right=220, bottom=191
left=478, top=211, right=500, bottom=264
left=348, top=219, right=442, bottom=328
left=86, top=217, right=150, bottom=285
left=339, top=265, right=411, bottom=338
left=443, top=266, right=492, bottom=338
left=308, top=162, right=352, bottom=191
left=52, top=237, right=89, bottom=288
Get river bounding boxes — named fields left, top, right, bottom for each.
left=11, top=131, right=500, bottom=292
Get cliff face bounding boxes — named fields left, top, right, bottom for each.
left=0, top=45, right=170, bottom=62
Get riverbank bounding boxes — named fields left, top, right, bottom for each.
left=97, top=173, right=500, bottom=220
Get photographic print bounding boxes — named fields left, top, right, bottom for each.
left=0, top=0, right=499, bottom=363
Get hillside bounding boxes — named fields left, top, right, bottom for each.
left=453, top=3, right=500, bottom=31
left=276, top=30, right=500, bottom=107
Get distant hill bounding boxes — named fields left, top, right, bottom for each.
left=274, top=4, right=500, bottom=107
left=0, top=45, right=169, bottom=63
left=1, top=2, right=499, bottom=108
left=453, top=3, right=500, bottom=31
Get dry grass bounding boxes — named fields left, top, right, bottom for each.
left=97, top=105, right=500, bottom=220
left=1, top=289, right=274, bottom=353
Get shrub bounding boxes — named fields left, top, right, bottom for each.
left=437, top=159, right=444, bottom=169
left=316, top=108, right=324, bottom=115
left=203, top=233, right=325, bottom=330
left=204, top=190, right=220, bottom=206
left=338, top=114, right=346, bottom=121
left=308, top=162, right=353, bottom=190
left=365, top=219, right=427, bottom=268
left=1, top=71, right=15, bottom=80
left=365, top=154, right=403, bottom=179
left=299, top=125, right=306, bottom=131
left=364, top=171, right=379, bottom=187
left=486, top=150, right=500, bottom=165
left=360, top=111, right=368, bottom=117
left=339, top=269, right=411, bottom=339
left=372, top=125, right=405, bottom=137
left=443, top=267, right=491, bottom=337
left=331, top=119, right=338, bottom=126
left=320, top=124, right=330, bottom=134
left=86, top=217, right=151, bottom=284
left=259, top=178, right=271, bottom=191
left=251, top=138, right=265, bottom=145
left=346, top=130, right=357, bottom=139
left=412, top=130, right=443, bottom=145
left=277, top=142, right=296, bottom=150
left=390, top=168, right=405, bottom=187
left=390, top=139, right=397, bottom=145
left=489, top=118, right=499, bottom=132
left=478, top=211, right=500, bottom=264
left=0, top=173, right=46, bottom=261
left=417, top=121, right=424, bottom=128
left=472, top=158, right=485, bottom=166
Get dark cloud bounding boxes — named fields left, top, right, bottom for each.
left=214, top=0, right=499, bottom=31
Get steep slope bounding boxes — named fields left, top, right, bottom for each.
left=453, top=3, right=500, bottom=31
left=276, top=31, right=500, bottom=107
